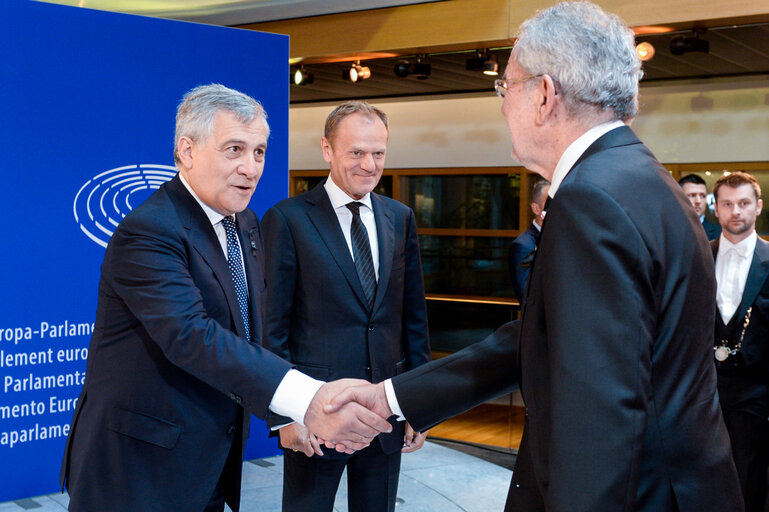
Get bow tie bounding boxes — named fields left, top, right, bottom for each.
left=725, top=245, right=747, bottom=259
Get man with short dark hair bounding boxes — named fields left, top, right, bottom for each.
left=508, top=178, right=550, bottom=301
left=328, top=3, right=741, bottom=511
left=262, top=101, right=431, bottom=512
left=59, top=84, right=391, bottom=512
left=712, top=171, right=769, bottom=512
left=679, top=173, right=721, bottom=240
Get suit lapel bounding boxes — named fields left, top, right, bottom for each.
left=304, top=184, right=370, bottom=309
left=569, top=125, right=641, bottom=174
left=237, top=213, right=263, bottom=343
left=372, top=193, right=394, bottom=312
left=734, top=237, right=769, bottom=323
left=165, top=176, right=248, bottom=340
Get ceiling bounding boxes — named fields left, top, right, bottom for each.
left=38, top=0, right=444, bottom=25
left=36, top=1, right=769, bottom=104
left=288, top=23, right=769, bottom=104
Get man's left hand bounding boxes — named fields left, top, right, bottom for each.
left=402, top=423, right=428, bottom=453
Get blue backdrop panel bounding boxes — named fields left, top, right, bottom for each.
left=0, top=0, right=288, bottom=502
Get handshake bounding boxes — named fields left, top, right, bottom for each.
left=285, top=379, right=426, bottom=457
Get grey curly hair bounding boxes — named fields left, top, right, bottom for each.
left=512, top=1, right=643, bottom=121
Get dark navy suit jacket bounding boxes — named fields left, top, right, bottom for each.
left=508, top=223, right=539, bottom=301
left=261, top=181, right=430, bottom=455
left=712, top=236, right=769, bottom=416
left=60, top=175, right=292, bottom=512
left=392, top=126, right=740, bottom=512
left=704, top=217, right=722, bottom=241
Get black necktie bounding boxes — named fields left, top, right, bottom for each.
left=346, top=202, right=377, bottom=309
left=221, top=216, right=251, bottom=341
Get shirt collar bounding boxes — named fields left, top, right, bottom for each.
left=324, top=175, right=373, bottom=211
left=548, top=120, right=625, bottom=198
left=718, top=230, right=757, bottom=259
left=178, top=172, right=226, bottom=226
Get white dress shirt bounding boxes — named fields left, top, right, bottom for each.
left=324, top=175, right=380, bottom=280
left=270, top=175, right=383, bottom=428
left=547, top=120, right=625, bottom=199
left=716, top=231, right=757, bottom=324
left=384, top=119, right=627, bottom=421
left=179, top=173, right=323, bottom=425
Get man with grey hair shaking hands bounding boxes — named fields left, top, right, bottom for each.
left=60, top=84, right=391, bottom=512
left=328, top=3, right=742, bottom=511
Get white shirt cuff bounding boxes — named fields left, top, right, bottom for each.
left=269, top=369, right=324, bottom=426
left=384, top=378, right=406, bottom=422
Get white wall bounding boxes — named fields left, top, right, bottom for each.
left=289, top=75, right=769, bottom=170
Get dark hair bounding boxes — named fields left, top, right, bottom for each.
left=531, top=179, right=551, bottom=205
left=678, top=174, right=706, bottom=187
left=713, top=171, right=761, bottom=201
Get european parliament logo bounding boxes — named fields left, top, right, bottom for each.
left=73, top=164, right=176, bottom=247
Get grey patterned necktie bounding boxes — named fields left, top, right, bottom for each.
left=221, top=216, right=251, bottom=341
left=346, top=202, right=377, bottom=309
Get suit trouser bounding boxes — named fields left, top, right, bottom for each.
left=722, top=408, right=769, bottom=512
left=205, top=433, right=241, bottom=512
left=282, top=440, right=401, bottom=512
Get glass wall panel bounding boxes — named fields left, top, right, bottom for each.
left=426, top=300, right=514, bottom=353
left=420, top=235, right=513, bottom=298
left=401, top=174, right=520, bottom=230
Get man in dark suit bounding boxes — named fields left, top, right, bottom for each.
left=262, top=102, right=431, bottom=512
left=59, top=84, right=391, bottom=512
left=711, top=171, right=769, bottom=512
left=508, top=178, right=549, bottom=301
left=328, top=3, right=742, bottom=511
left=679, top=173, right=721, bottom=240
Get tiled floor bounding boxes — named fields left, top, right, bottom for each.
left=0, top=441, right=512, bottom=511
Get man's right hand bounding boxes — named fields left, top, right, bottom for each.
left=279, top=423, right=323, bottom=457
left=325, top=381, right=393, bottom=420
left=304, top=379, right=392, bottom=454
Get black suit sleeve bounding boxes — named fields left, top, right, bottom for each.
left=260, top=206, right=298, bottom=428
left=105, top=212, right=291, bottom=419
left=391, top=320, right=519, bottom=431
left=402, top=209, right=431, bottom=371
left=261, top=206, right=297, bottom=361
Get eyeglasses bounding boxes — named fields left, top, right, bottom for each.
left=493, top=74, right=542, bottom=98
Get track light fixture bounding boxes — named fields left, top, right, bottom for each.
left=343, top=61, right=371, bottom=83
left=482, top=54, right=499, bottom=76
left=669, top=30, right=709, bottom=56
left=466, top=50, right=498, bottom=75
left=291, top=66, right=313, bottom=86
left=394, top=54, right=431, bottom=79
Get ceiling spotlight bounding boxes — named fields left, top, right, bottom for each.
left=292, top=66, right=313, bottom=86
left=482, top=54, right=499, bottom=76
left=393, top=55, right=431, bottom=80
left=344, top=61, right=371, bottom=83
left=669, top=30, right=709, bottom=56
left=635, top=42, right=655, bottom=61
